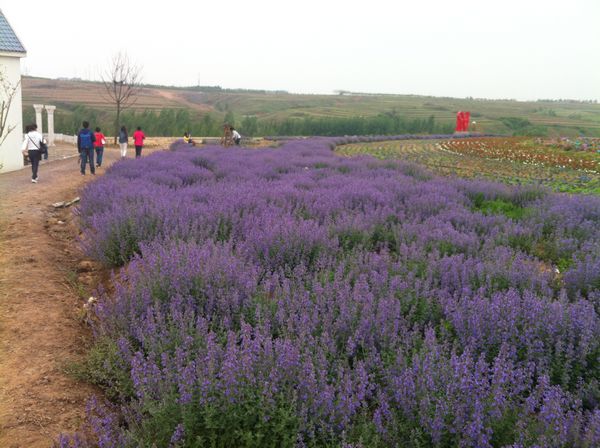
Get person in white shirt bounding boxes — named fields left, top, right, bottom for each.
left=231, top=127, right=241, bottom=145
left=21, top=123, right=46, bottom=183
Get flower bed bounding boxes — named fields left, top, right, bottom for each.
left=61, top=138, right=600, bottom=447
left=338, top=138, right=600, bottom=194
left=439, top=137, right=599, bottom=172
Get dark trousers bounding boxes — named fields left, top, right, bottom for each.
left=80, top=147, right=95, bottom=174
left=28, top=150, right=41, bottom=179
left=135, top=145, right=142, bottom=158
left=95, top=147, right=104, bottom=166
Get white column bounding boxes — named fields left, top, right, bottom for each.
left=33, top=104, right=44, bottom=135
left=45, top=105, right=56, bottom=146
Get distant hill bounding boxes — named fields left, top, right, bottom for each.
left=21, top=76, right=600, bottom=137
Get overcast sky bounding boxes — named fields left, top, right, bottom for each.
left=3, top=0, right=599, bottom=100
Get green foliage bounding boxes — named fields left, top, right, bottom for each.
left=263, top=113, right=452, bottom=137
left=507, top=233, right=533, bottom=254
left=41, top=103, right=453, bottom=138
left=399, top=292, right=444, bottom=327
left=471, top=195, right=530, bottom=220
left=490, top=410, right=519, bottom=447
left=490, top=273, right=511, bottom=291
left=242, top=115, right=259, bottom=136
left=519, top=125, right=549, bottom=137
left=500, top=117, right=549, bottom=136
left=102, top=218, right=141, bottom=267
left=337, top=228, right=368, bottom=253
left=64, top=269, right=90, bottom=299
left=224, top=110, right=235, bottom=127
left=40, top=104, right=224, bottom=137
left=549, top=345, right=600, bottom=393
left=66, top=338, right=133, bottom=401
left=500, top=117, right=532, bottom=131
left=130, top=391, right=300, bottom=448
left=343, top=415, right=387, bottom=447
left=369, top=220, right=398, bottom=254
left=437, top=240, right=460, bottom=257
left=215, top=216, right=233, bottom=242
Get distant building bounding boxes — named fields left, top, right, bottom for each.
left=0, top=9, right=26, bottom=173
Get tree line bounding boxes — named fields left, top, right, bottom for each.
left=22, top=105, right=453, bottom=138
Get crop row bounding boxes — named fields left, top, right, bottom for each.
left=439, top=137, right=600, bottom=172
left=60, top=137, right=600, bottom=447
left=338, top=139, right=600, bottom=194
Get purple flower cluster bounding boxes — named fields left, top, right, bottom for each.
left=63, top=137, right=600, bottom=447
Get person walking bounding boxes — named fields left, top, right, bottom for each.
left=132, top=126, right=145, bottom=159
left=94, top=127, right=106, bottom=168
left=118, top=126, right=128, bottom=158
left=78, top=121, right=96, bottom=175
left=21, top=123, right=46, bottom=183
left=42, top=136, right=49, bottom=161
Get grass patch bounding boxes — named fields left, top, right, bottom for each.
left=64, top=269, right=89, bottom=299
left=64, top=337, right=133, bottom=401
left=471, top=194, right=530, bottom=220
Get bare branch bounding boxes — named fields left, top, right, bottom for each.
left=0, top=69, right=19, bottom=146
left=99, top=52, right=143, bottom=143
left=100, top=52, right=143, bottom=111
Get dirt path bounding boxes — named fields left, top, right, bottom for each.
left=0, top=147, right=161, bottom=447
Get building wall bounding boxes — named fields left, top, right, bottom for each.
left=0, top=56, right=24, bottom=173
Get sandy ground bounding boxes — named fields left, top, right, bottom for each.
left=0, top=145, right=164, bottom=447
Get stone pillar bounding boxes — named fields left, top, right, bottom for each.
left=45, top=105, right=56, bottom=146
left=33, top=104, right=44, bottom=135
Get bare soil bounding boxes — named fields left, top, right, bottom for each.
left=0, top=146, right=162, bottom=447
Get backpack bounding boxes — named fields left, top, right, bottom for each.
left=80, top=131, right=92, bottom=149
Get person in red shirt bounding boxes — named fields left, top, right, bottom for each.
left=94, top=127, right=106, bottom=167
left=133, top=126, right=146, bottom=159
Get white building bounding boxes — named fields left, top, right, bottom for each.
left=0, top=9, right=26, bottom=173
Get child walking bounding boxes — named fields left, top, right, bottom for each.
left=94, top=127, right=106, bottom=167
left=133, top=126, right=145, bottom=159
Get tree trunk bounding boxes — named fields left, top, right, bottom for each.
left=114, top=103, right=121, bottom=145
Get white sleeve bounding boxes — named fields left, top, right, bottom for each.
left=22, top=135, right=28, bottom=151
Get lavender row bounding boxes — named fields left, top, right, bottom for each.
left=64, top=138, right=600, bottom=447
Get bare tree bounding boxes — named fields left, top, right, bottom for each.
left=0, top=69, right=20, bottom=147
left=100, top=52, right=142, bottom=144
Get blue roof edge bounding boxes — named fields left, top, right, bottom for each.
left=0, top=9, right=26, bottom=55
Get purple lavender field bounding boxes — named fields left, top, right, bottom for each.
left=62, top=138, right=600, bottom=447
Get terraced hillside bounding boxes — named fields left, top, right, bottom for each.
left=22, top=77, right=600, bottom=136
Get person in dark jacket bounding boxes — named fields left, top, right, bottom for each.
left=78, top=121, right=96, bottom=175
left=119, top=126, right=128, bottom=158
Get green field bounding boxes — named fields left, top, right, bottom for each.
left=22, top=77, right=600, bottom=137
left=337, top=137, right=600, bottom=194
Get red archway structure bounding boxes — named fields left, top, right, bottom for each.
left=455, top=111, right=470, bottom=132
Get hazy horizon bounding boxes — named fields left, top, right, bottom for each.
left=23, top=74, right=600, bottom=104
left=3, top=0, right=599, bottom=101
